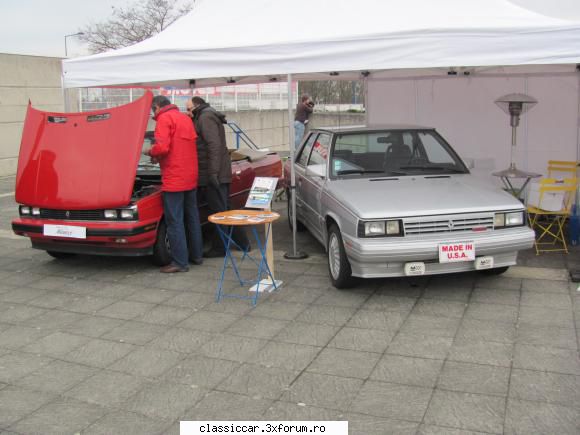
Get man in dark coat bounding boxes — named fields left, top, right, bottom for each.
left=187, top=96, right=249, bottom=256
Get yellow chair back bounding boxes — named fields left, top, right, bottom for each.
left=547, top=160, right=578, bottom=178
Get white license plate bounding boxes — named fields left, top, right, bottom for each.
left=439, top=241, right=475, bottom=263
left=43, top=224, right=86, bottom=239
left=475, top=256, right=494, bottom=270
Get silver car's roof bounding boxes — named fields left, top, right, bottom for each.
left=312, top=124, right=435, bottom=134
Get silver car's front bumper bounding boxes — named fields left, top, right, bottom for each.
left=343, top=226, right=535, bottom=278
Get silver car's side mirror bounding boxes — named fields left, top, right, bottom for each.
left=306, top=164, right=326, bottom=178
left=464, top=158, right=475, bottom=169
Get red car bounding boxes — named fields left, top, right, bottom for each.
left=12, top=91, right=282, bottom=265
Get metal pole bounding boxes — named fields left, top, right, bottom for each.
left=284, top=74, right=308, bottom=260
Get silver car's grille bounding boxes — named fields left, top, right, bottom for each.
left=404, top=213, right=494, bottom=235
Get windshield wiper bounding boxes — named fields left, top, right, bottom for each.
left=399, top=165, right=466, bottom=173
left=336, top=169, right=385, bottom=175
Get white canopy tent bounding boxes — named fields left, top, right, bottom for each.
left=61, top=0, right=580, bottom=257
left=62, top=0, right=580, bottom=89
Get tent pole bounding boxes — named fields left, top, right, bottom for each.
left=284, top=73, right=308, bottom=260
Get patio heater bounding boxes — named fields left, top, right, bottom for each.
left=492, top=93, right=540, bottom=197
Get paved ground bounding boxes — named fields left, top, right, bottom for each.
left=0, top=174, right=578, bottom=435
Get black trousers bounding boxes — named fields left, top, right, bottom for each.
left=204, top=183, right=250, bottom=252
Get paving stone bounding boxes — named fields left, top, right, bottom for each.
left=263, top=401, right=342, bottom=420
left=65, top=370, right=147, bottom=407
left=314, top=290, right=370, bottom=308
left=217, top=363, right=299, bottom=400
left=345, top=413, right=418, bottom=435
left=363, top=295, right=417, bottom=313
left=295, top=305, right=357, bottom=326
left=27, top=291, right=71, bottom=309
left=60, top=315, right=125, bottom=338
left=350, top=380, right=432, bottom=421
left=274, top=322, right=340, bottom=347
left=110, top=346, right=183, bottom=378
left=83, top=410, right=171, bottom=435
left=0, top=304, right=47, bottom=323
left=328, top=326, right=393, bottom=353
left=27, top=276, right=78, bottom=291
left=388, top=334, right=453, bottom=360
left=126, top=380, right=207, bottom=420
left=26, top=309, right=85, bottom=330
left=0, top=385, right=54, bottom=427
left=91, top=283, right=141, bottom=299
left=448, top=339, right=513, bottom=367
left=417, top=424, right=489, bottom=434
left=513, top=344, right=580, bottom=375
left=505, top=398, right=579, bottom=435
left=247, top=301, right=308, bottom=321
left=471, top=287, right=520, bottom=306
left=64, top=338, right=137, bottom=368
left=521, top=292, right=573, bottom=311
left=96, top=300, right=156, bottom=320
left=518, top=306, right=575, bottom=329
left=21, top=331, right=89, bottom=358
left=282, top=372, right=363, bottom=411
left=198, top=334, right=268, bottom=363
left=509, top=369, right=580, bottom=406
left=0, top=325, right=51, bottom=350
left=307, top=348, right=380, bottom=379
left=438, top=361, right=510, bottom=396
left=9, top=398, right=107, bottom=435
left=226, top=316, right=289, bottom=340
left=400, top=314, right=461, bottom=338
left=62, top=295, right=117, bottom=314
left=162, top=292, right=214, bottom=309
left=135, top=305, right=193, bottom=326
left=346, top=309, right=406, bottom=331
left=0, top=352, right=53, bottom=383
left=265, top=285, right=323, bottom=304
left=370, top=354, right=443, bottom=388
left=162, top=355, right=239, bottom=388
left=464, top=302, right=518, bottom=324
left=0, top=288, right=46, bottom=304
left=125, top=287, right=179, bottom=304
left=185, top=391, right=271, bottom=420
left=516, top=324, right=578, bottom=350
left=178, top=311, right=240, bottom=332
left=422, top=285, right=472, bottom=302
left=424, top=390, right=505, bottom=434
left=15, top=359, right=97, bottom=394
left=476, top=276, right=521, bottom=291
left=149, top=327, right=214, bottom=353
left=250, top=341, right=321, bottom=371
left=101, top=320, right=166, bottom=345
left=456, top=319, right=516, bottom=344
left=521, top=278, right=569, bottom=293
left=411, top=299, right=467, bottom=318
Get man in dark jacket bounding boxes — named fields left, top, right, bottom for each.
left=294, top=94, right=314, bottom=149
left=144, top=95, right=203, bottom=272
left=187, top=96, right=249, bottom=256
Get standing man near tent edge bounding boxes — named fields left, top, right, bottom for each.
left=294, top=94, right=315, bottom=148
left=187, top=96, right=250, bottom=257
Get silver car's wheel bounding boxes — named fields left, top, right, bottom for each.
left=327, top=224, right=354, bottom=288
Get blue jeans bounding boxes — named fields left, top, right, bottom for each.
left=162, top=189, right=203, bottom=268
left=294, top=120, right=305, bottom=149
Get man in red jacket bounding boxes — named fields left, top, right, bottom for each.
left=143, top=95, right=203, bottom=273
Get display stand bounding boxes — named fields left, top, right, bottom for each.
left=210, top=210, right=281, bottom=305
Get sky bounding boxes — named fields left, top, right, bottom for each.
left=1, top=0, right=580, bottom=59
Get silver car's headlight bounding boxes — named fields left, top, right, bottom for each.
left=359, top=219, right=403, bottom=237
left=494, top=211, right=524, bottom=228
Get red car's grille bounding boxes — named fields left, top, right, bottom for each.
left=40, top=209, right=105, bottom=221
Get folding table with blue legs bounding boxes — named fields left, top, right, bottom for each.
left=209, top=210, right=281, bottom=305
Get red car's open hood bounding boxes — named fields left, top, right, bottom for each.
left=15, top=92, right=153, bottom=209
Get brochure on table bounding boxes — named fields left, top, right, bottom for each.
left=245, top=177, right=278, bottom=209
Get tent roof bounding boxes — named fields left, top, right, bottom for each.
left=62, top=0, right=580, bottom=88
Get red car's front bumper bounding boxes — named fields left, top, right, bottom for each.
left=12, top=218, right=159, bottom=256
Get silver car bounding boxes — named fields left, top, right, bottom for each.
left=285, top=126, right=535, bottom=288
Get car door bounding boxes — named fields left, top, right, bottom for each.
left=294, top=133, right=317, bottom=225
left=302, top=133, right=331, bottom=241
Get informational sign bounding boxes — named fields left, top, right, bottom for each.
left=438, top=241, right=475, bottom=263
left=245, top=177, right=278, bottom=209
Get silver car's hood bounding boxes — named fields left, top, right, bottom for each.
left=326, top=175, right=523, bottom=219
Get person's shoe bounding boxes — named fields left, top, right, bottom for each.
left=190, top=258, right=203, bottom=266
left=204, top=249, right=225, bottom=258
left=160, top=264, right=189, bottom=273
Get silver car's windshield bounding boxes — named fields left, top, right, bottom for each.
left=331, top=130, right=468, bottom=177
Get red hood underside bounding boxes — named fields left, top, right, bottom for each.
left=15, top=91, right=153, bottom=209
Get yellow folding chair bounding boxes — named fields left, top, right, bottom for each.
left=547, top=160, right=578, bottom=178
left=527, top=177, right=577, bottom=254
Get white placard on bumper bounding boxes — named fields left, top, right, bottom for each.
left=43, top=224, right=86, bottom=239
left=439, top=241, right=475, bottom=263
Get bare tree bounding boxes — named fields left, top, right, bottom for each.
left=79, top=0, right=194, bottom=54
